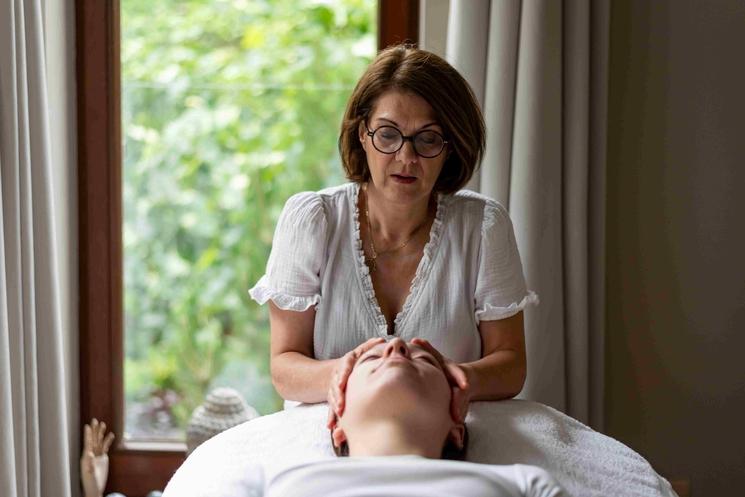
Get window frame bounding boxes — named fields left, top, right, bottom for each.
left=76, top=0, right=419, bottom=494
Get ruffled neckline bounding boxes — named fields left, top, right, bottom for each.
left=350, top=182, right=448, bottom=336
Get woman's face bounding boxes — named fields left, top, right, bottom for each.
left=333, top=338, right=465, bottom=456
left=358, top=90, right=447, bottom=205
left=343, top=338, right=452, bottom=423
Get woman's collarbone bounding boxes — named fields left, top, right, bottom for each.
left=371, top=253, right=420, bottom=278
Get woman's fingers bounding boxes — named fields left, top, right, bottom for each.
left=329, top=367, right=348, bottom=417
left=326, top=406, right=336, bottom=429
left=336, top=340, right=380, bottom=413
left=445, top=362, right=469, bottom=390
left=411, top=338, right=440, bottom=360
left=410, top=338, right=471, bottom=422
left=411, top=338, right=448, bottom=369
left=350, top=338, right=384, bottom=365
left=448, top=386, right=469, bottom=423
left=328, top=338, right=385, bottom=424
left=361, top=337, right=385, bottom=348
left=411, top=338, right=467, bottom=387
left=333, top=353, right=356, bottom=416
left=335, top=386, right=345, bottom=415
left=354, top=337, right=385, bottom=358
left=337, top=353, right=356, bottom=391
left=450, top=386, right=461, bottom=422
left=326, top=386, right=337, bottom=421
left=413, top=339, right=449, bottom=376
left=454, top=387, right=470, bottom=423
left=328, top=383, right=339, bottom=409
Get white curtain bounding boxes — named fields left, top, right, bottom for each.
left=446, top=0, right=610, bottom=429
left=0, top=0, right=73, bottom=495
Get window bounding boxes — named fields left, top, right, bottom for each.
left=77, top=0, right=419, bottom=494
left=121, top=0, right=377, bottom=443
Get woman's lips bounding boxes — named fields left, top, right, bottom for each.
left=391, top=174, right=417, bottom=184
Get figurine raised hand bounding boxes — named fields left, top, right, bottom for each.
left=80, top=418, right=115, bottom=497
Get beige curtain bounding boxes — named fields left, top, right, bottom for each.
left=446, top=0, right=610, bottom=429
left=0, top=0, right=73, bottom=495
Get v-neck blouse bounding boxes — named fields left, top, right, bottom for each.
left=249, top=183, right=538, bottom=363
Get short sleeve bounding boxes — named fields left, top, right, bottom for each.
left=248, top=192, right=327, bottom=311
left=474, top=200, right=539, bottom=322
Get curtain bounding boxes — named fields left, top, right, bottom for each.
left=446, top=0, right=610, bottom=429
left=0, top=0, right=73, bottom=495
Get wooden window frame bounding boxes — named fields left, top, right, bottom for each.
left=76, top=1, right=418, bottom=495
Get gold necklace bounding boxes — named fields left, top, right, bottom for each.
left=363, top=185, right=430, bottom=273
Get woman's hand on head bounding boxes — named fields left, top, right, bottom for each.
left=326, top=337, right=386, bottom=430
left=410, top=338, right=471, bottom=423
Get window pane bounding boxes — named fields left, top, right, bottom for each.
left=121, top=0, right=376, bottom=441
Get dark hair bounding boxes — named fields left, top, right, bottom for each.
left=338, top=44, right=486, bottom=195
left=331, top=425, right=469, bottom=461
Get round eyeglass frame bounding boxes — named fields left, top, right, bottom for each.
left=365, top=125, right=448, bottom=159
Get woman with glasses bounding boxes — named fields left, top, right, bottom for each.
left=249, top=45, right=538, bottom=429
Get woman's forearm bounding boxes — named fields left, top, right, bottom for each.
left=461, top=348, right=527, bottom=401
left=270, top=351, right=339, bottom=403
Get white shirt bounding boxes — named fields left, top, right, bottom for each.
left=265, top=456, right=565, bottom=497
left=249, top=183, right=538, bottom=363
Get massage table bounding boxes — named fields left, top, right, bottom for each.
left=163, top=400, right=677, bottom=497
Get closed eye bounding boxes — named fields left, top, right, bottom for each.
left=361, top=354, right=381, bottom=363
left=414, top=355, right=439, bottom=367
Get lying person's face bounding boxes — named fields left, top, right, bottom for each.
left=346, top=338, right=451, bottom=414
left=333, top=338, right=464, bottom=455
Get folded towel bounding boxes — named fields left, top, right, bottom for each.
left=164, top=400, right=677, bottom=497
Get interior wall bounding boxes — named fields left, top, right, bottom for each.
left=420, top=0, right=449, bottom=57
left=605, top=0, right=745, bottom=494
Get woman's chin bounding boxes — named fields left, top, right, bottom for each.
left=363, top=375, right=441, bottom=408
left=376, top=179, right=434, bottom=204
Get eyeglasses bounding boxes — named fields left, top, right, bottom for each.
left=366, top=125, right=448, bottom=159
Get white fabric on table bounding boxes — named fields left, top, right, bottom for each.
left=163, top=401, right=677, bottom=497
left=249, top=183, right=538, bottom=365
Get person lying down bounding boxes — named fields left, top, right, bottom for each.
left=265, top=338, right=566, bottom=497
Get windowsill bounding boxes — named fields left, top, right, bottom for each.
left=121, top=440, right=187, bottom=453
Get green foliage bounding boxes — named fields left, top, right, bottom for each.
left=121, top=0, right=375, bottom=439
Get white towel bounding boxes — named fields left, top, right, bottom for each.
left=164, top=400, right=677, bottom=497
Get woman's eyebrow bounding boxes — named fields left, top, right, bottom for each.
left=375, top=117, right=439, bottom=131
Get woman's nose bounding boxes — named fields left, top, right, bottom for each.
left=383, top=338, right=410, bottom=358
left=395, top=139, right=419, bottom=165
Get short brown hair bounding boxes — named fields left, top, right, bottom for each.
left=338, top=45, right=485, bottom=195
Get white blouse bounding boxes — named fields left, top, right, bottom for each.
left=249, top=182, right=538, bottom=363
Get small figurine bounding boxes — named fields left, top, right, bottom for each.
left=80, top=418, right=115, bottom=497
left=186, top=387, right=258, bottom=454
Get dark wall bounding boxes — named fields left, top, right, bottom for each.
left=605, top=0, right=745, bottom=494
